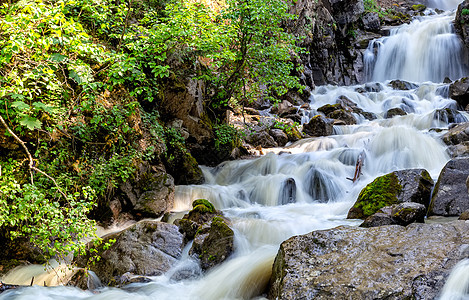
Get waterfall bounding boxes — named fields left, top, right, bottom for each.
left=365, top=14, right=467, bottom=83
left=2, top=3, right=469, bottom=300
left=439, top=258, right=469, bottom=300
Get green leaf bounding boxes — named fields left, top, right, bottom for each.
left=19, top=116, right=42, bottom=130
left=11, top=101, right=30, bottom=111
left=69, top=70, right=82, bottom=84
left=32, top=102, right=56, bottom=114
left=50, top=53, right=67, bottom=62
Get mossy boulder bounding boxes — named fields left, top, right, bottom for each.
left=163, top=146, right=204, bottom=185
left=176, top=199, right=221, bottom=240
left=302, top=115, right=334, bottom=137
left=411, top=4, right=426, bottom=12
left=360, top=202, right=426, bottom=228
left=348, top=169, right=434, bottom=219
left=189, top=216, right=234, bottom=270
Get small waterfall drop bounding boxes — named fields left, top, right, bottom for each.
left=365, top=14, right=467, bottom=82
left=439, top=258, right=469, bottom=300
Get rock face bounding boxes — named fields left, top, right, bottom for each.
left=286, top=0, right=366, bottom=87
left=268, top=221, right=469, bottom=300
left=429, top=157, right=469, bottom=216
left=347, top=169, right=434, bottom=219
left=84, top=221, right=184, bottom=286
left=455, top=1, right=469, bottom=62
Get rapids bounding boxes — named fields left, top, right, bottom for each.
left=2, top=2, right=469, bottom=300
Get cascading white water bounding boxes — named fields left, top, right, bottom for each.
left=428, top=0, right=462, bottom=10
left=365, top=14, right=467, bottom=82
left=439, top=258, right=469, bottom=300
left=2, top=5, right=469, bottom=300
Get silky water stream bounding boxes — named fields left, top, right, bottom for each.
left=2, top=4, right=469, bottom=300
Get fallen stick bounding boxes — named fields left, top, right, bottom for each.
left=347, top=150, right=366, bottom=183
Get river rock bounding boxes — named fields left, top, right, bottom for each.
left=302, top=115, right=334, bottom=137
left=360, top=202, right=426, bottom=228
left=441, top=122, right=469, bottom=145
left=384, top=107, right=407, bottom=118
left=268, top=221, right=469, bottom=300
left=429, top=157, right=469, bottom=216
left=83, top=221, right=184, bottom=286
left=459, top=209, right=469, bottom=220
left=449, top=77, right=469, bottom=109
left=189, top=216, right=234, bottom=270
left=389, top=79, right=418, bottom=90
left=269, top=129, right=289, bottom=147
left=434, top=108, right=468, bottom=124
left=347, top=169, right=434, bottom=219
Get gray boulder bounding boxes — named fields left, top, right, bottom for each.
left=429, top=157, right=469, bottom=216
left=245, top=130, right=278, bottom=148
left=269, top=129, right=289, bottom=147
left=268, top=221, right=469, bottom=300
left=83, top=221, right=184, bottom=286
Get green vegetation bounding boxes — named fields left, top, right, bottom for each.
left=0, top=0, right=303, bottom=264
left=348, top=172, right=402, bottom=219
left=462, top=8, right=469, bottom=16
left=192, top=199, right=216, bottom=214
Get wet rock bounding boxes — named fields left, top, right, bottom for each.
left=189, top=216, right=234, bottom=270
left=449, top=77, right=469, bottom=109
left=384, top=107, right=407, bottom=118
left=347, top=169, right=434, bottom=219
left=269, top=129, right=289, bottom=147
left=459, top=209, right=469, bottom=220
left=360, top=202, right=426, bottom=228
left=68, top=269, right=102, bottom=290
left=245, top=130, right=278, bottom=148
left=411, top=4, right=426, bottom=12
left=441, top=122, right=469, bottom=145
left=176, top=199, right=221, bottom=241
left=389, top=79, right=418, bottom=90
left=80, top=221, right=184, bottom=286
left=362, top=12, right=380, bottom=31
left=365, top=82, right=384, bottom=92
left=434, top=108, right=468, bottom=124
left=329, top=109, right=357, bottom=125
left=268, top=221, right=469, bottom=300
left=279, top=178, right=297, bottom=205
left=302, top=115, right=334, bottom=137
left=429, top=157, right=469, bottom=216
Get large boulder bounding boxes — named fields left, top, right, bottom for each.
left=176, top=199, right=234, bottom=270
left=302, top=115, right=334, bottom=137
left=80, top=221, right=184, bottom=286
left=189, top=216, right=234, bottom=270
left=245, top=130, right=278, bottom=148
left=347, top=169, right=434, bottom=219
left=268, top=221, right=469, bottom=300
left=428, top=157, right=469, bottom=216
left=433, top=108, right=468, bottom=124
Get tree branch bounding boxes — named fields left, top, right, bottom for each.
left=0, top=115, right=68, bottom=199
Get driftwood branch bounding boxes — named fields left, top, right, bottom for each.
left=0, top=115, right=68, bottom=199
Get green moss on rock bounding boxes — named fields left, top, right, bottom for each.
left=347, top=173, right=402, bottom=219
left=192, top=199, right=215, bottom=213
